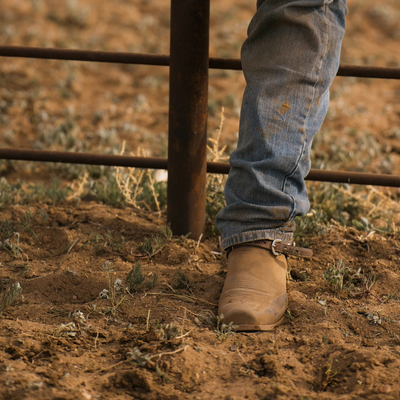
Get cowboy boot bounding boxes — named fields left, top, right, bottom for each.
left=218, top=245, right=288, bottom=331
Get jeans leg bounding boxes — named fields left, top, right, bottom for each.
left=216, top=0, right=347, bottom=250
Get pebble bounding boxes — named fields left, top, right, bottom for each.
left=379, top=385, right=391, bottom=394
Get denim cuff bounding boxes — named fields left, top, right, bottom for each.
left=221, top=229, right=294, bottom=251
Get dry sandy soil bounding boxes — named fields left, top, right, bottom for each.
left=1, top=0, right=400, bottom=399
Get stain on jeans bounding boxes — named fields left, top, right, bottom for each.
left=278, top=102, right=291, bottom=115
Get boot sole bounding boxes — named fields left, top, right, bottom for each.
left=235, top=315, right=285, bottom=332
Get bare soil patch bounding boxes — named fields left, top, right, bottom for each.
left=1, top=204, right=400, bottom=399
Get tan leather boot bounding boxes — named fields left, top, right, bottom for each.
left=218, top=246, right=288, bottom=331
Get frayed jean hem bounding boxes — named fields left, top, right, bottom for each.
left=221, top=229, right=294, bottom=251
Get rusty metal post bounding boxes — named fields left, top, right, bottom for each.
left=167, top=0, right=210, bottom=239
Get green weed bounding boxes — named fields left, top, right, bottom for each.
left=90, top=232, right=126, bottom=255
left=0, top=177, right=70, bottom=207
left=92, top=174, right=126, bottom=208
left=156, top=363, right=172, bottom=383
left=126, top=262, right=145, bottom=291
left=173, top=271, right=193, bottom=295
left=352, top=216, right=373, bottom=232
left=138, top=225, right=172, bottom=258
left=321, top=358, right=340, bottom=390
left=102, top=232, right=126, bottom=253
left=126, top=347, right=150, bottom=366
left=101, top=261, right=125, bottom=315
left=206, top=174, right=227, bottom=235
left=194, top=309, right=219, bottom=328
left=215, top=314, right=237, bottom=341
left=323, top=261, right=362, bottom=293
left=45, top=179, right=71, bottom=205
left=1, top=233, right=24, bottom=259
left=126, top=261, right=158, bottom=293
left=186, top=309, right=237, bottom=341
left=383, top=291, right=400, bottom=303
left=139, top=236, right=162, bottom=257
left=285, top=309, right=294, bottom=321
left=294, top=183, right=364, bottom=244
left=19, top=209, right=48, bottom=240
left=205, top=108, right=229, bottom=235
left=115, top=144, right=167, bottom=211
left=0, top=219, right=16, bottom=242
left=0, top=281, right=22, bottom=314
left=155, top=323, right=182, bottom=341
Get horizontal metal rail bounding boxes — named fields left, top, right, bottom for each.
left=1, top=148, right=399, bottom=187
left=0, top=46, right=400, bottom=79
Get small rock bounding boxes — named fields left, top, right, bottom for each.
left=230, top=345, right=238, bottom=352
left=274, top=384, right=288, bottom=395
left=379, top=385, right=391, bottom=394
left=55, top=212, right=70, bottom=226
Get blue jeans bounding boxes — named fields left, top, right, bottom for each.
left=216, top=0, right=348, bottom=250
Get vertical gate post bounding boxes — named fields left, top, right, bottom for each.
left=167, top=0, right=210, bottom=239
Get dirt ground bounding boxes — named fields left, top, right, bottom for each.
left=1, top=0, right=400, bottom=399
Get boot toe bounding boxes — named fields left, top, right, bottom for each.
left=219, top=293, right=288, bottom=331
